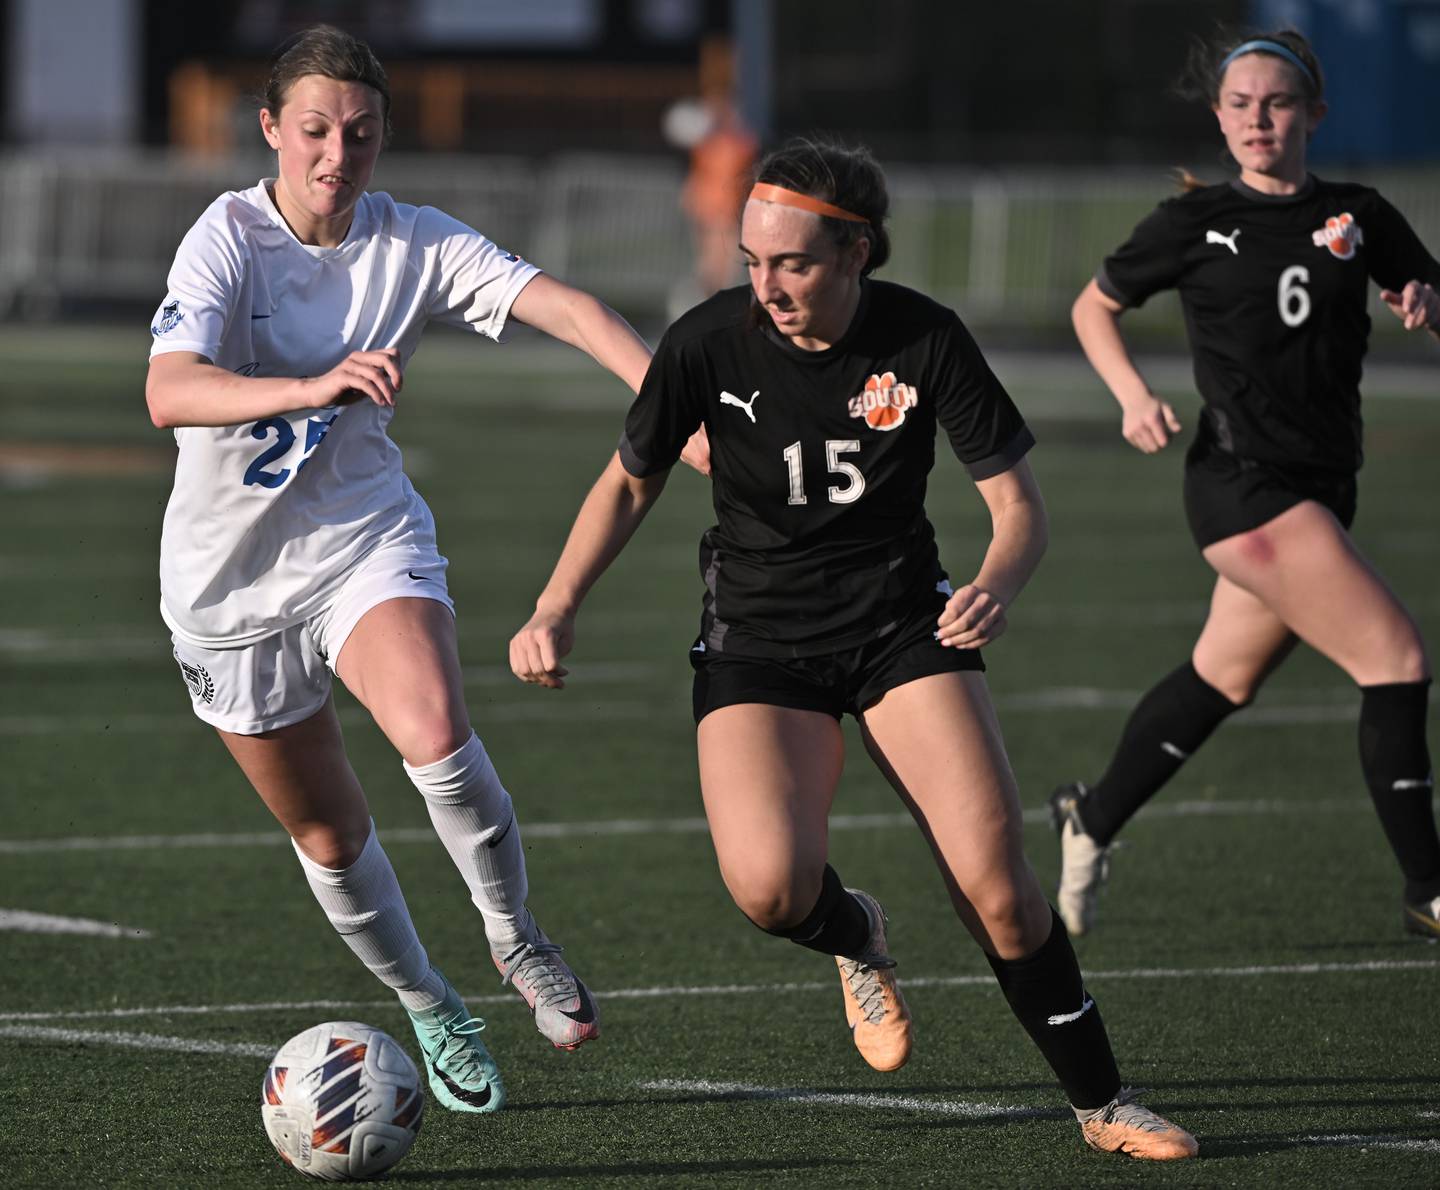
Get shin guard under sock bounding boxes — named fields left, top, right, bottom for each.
left=1359, top=680, right=1440, bottom=902
left=404, top=732, right=533, bottom=949
left=986, top=909, right=1121, bottom=1110
left=292, top=823, right=447, bottom=1011
left=1080, top=661, right=1241, bottom=845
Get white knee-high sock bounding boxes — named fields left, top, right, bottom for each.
left=404, top=731, right=533, bottom=949
left=292, top=822, right=447, bottom=1012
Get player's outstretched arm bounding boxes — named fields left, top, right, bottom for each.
left=511, top=274, right=652, bottom=394
left=1071, top=279, right=1181, bottom=454
left=937, top=457, right=1047, bottom=650
left=509, top=275, right=712, bottom=475
left=1378, top=280, right=1440, bottom=342
left=146, top=348, right=403, bottom=428
left=511, top=452, right=669, bottom=689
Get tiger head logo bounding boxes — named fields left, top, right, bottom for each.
left=847, top=372, right=919, bottom=432
left=1311, top=213, right=1363, bottom=260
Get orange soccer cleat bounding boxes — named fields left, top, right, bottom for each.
left=1079, top=1091, right=1199, bottom=1160
left=834, top=889, right=913, bottom=1072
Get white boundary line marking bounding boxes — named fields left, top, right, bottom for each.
left=637, top=1079, right=1053, bottom=1120
left=0, top=909, right=151, bottom=939
left=1299, top=1133, right=1440, bottom=1154
left=0, top=797, right=1369, bottom=855
left=2, top=958, right=1434, bottom=1025
left=0, top=1024, right=273, bottom=1058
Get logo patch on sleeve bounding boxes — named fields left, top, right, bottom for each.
left=1312, top=213, right=1363, bottom=260
left=151, top=300, right=185, bottom=336
left=848, top=372, right=918, bottom=431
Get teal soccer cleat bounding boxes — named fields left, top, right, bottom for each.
left=405, top=971, right=506, bottom=1113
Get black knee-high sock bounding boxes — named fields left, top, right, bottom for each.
left=1079, top=661, right=1242, bottom=845
left=986, top=909, right=1120, bottom=1110
left=1359, top=680, right=1440, bottom=903
left=756, top=863, right=871, bottom=957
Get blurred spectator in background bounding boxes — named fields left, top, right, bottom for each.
left=663, top=36, right=757, bottom=319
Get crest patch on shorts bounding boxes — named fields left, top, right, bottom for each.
left=174, top=651, right=215, bottom=704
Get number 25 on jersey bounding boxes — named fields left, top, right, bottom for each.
left=243, top=413, right=340, bottom=488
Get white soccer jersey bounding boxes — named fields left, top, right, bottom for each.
left=150, top=180, right=539, bottom=646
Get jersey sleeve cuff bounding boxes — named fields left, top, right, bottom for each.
left=1094, top=266, right=1134, bottom=308
left=962, top=424, right=1035, bottom=481
left=480, top=263, right=543, bottom=343
left=617, top=432, right=672, bottom=478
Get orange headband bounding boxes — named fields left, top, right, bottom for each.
left=749, top=182, right=869, bottom=224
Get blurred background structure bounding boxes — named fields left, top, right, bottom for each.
left=2, top=0, right=1438, bottom=338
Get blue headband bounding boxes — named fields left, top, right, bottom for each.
left=1219, top=39, right=1316, bottom=88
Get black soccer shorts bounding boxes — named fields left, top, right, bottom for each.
left=689, top=594, right=985, bottom=723
left=1183, top=436, right=1357, bottom=550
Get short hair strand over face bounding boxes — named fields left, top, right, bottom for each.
left=753, top=137, right=891, bottom=276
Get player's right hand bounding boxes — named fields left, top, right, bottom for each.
left=510, top=610, right=575, bottom=689
left=306, top=347, right=404, bottom=408
left=1120, top=393, right=1182, bottom=454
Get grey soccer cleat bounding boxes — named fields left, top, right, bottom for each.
left=494, top=926, right=600, bottom=1051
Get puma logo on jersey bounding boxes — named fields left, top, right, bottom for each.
left=1312, top=212, right=1363, bottom=259
left=1205, top=228, right=1242, bottom=255
left=720, top=390, right=760, bottom=423
left=848, top=372, right=918, bottom=432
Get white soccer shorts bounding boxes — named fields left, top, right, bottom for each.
left=169, top=545, right=454, bottom=735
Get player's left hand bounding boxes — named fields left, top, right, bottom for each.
left=937, top=584, right=1007, bottom=648
left=509, top=610, right=575, bottom=689
left=680, top=424, right=712, bottom=476
left=1379, top=280, right=1440, bottom=332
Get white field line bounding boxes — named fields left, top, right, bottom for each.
left=0, top=797, right=1369, bottom=855
left=637, top=1079, right=1053, bottom=1120
left=2, top=958, right=1434, bottom=1026
left=0, top=1025, right=274, bottom=1059
left=0, top=687, right=1373, bottom=737
left=0, top=910, right=151, bottom=939
left=1299, top=1134, right=1440, bottom=1155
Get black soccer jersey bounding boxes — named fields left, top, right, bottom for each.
left=1099, top=177, right=1440, bottom=473
left=620, top=281, right=1034, bottom=658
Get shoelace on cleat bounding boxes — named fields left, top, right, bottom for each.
left=417, top=1007, right=491, bottom=1079
left=838, top=953, right=897, bottom=1025
left=499, top=941, right=575, bottom=1009
left=1094, top=1088, right=1173, bottom=1134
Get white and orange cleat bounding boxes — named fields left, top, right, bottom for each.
left=1078, top=1090, right=1199, bottom=1160
left=835, top=889, right=912, bottom=1072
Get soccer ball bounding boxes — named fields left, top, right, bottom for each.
left=261, top=1021, right=424, bottom=1181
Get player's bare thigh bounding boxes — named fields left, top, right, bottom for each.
left=859, top=670, right=1050, bottom=958
left=336, top=596, right=471, bottom=766
left=1191, top=575, right=1299, bottom=704
left=218, top=697, right=372, bottom=867
left=696, top=703, right=845, bottom=928
left=1201, top=500, right=1429, bottom=686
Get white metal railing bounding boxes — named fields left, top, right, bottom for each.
left=2, top=151, right=1436, bottom=332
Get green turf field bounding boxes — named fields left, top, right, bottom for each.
left=1, top=326, right=1436, bottom=1187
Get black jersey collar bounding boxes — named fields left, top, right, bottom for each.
left=1228, top=174, right=1317, bottom=205
left=755, top=279, right=872, bottom=363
